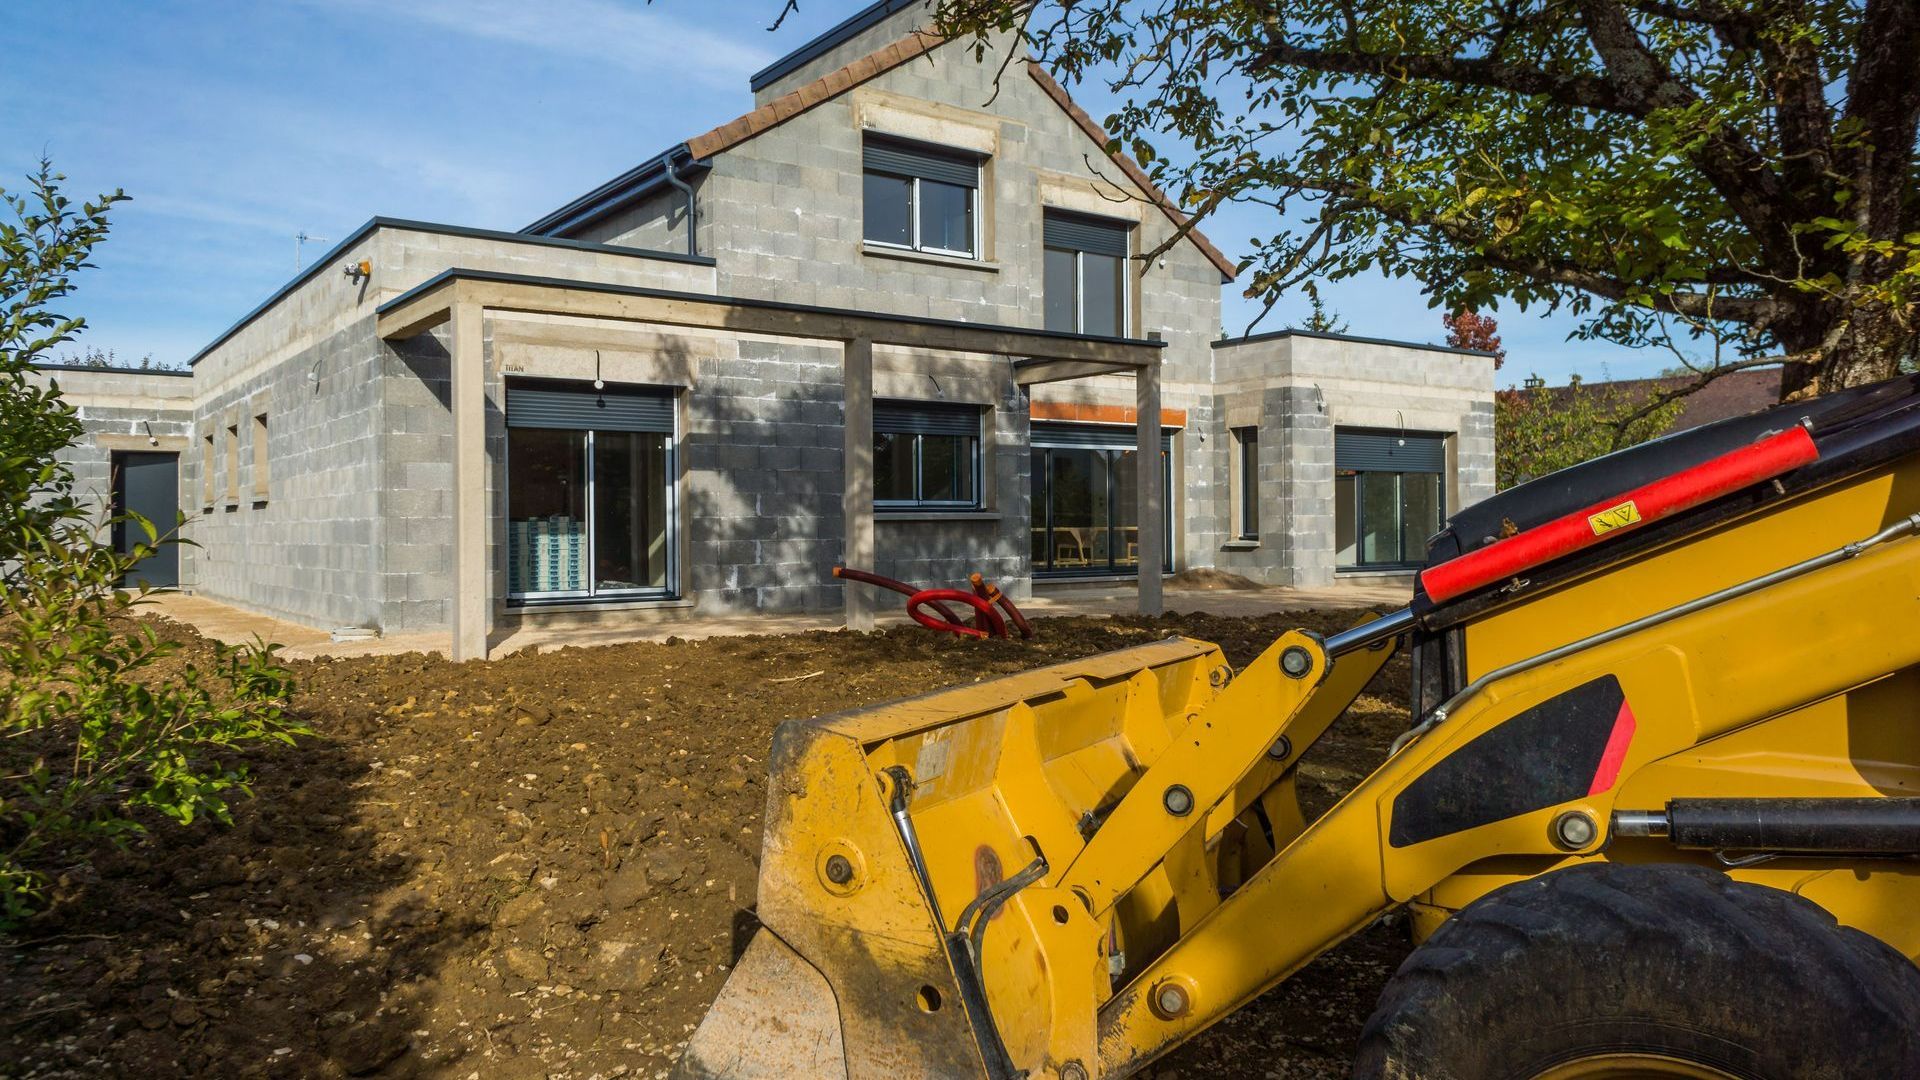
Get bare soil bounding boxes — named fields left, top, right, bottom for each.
left=3, top=608, right=1412, bottom=1079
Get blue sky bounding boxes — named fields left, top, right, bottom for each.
left=5, top=0, right=1653, bottom=385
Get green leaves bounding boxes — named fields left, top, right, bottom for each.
left=1496, top=375, right=1683, bottom=489
left=0, top=162, right=302, bottom=928
left=936, top=0, right=1920, bottom=389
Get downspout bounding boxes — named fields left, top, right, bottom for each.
left=663, top=150, right=699, bottom=258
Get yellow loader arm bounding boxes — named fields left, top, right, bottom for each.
left=681, top=377, right=1920, bottom=1079
left=675, top=626, right=1400, bottom=1079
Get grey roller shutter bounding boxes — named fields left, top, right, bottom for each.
left=874, top=400, right=981, bottom=437
left=1336, top=430, right=1445, bottom=473
left=507, top=383, right=675, bottom=433
left=863, top=137, right=980, bottom=188
left=1043, top=211, right=1131, bottom=257
left=1032, top=421, right=1174, bottom=451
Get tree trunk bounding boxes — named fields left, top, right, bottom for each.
left=1778, top=296, right=1916, bottom=400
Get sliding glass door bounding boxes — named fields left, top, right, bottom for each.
left=1334, top=428, right=1447, bottom=570
left=506, top=380, right=676, bottom=601
left=1031, top=422, right=1173, bottom=577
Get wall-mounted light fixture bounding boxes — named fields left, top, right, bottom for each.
left=342, top=258, right=371, bottom=284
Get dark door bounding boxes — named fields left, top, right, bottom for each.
left=112, top=451, right=179, bottom=588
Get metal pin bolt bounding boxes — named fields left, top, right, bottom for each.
left=1059, top=1062, right=1089, bottom=1080
left=1152, top=980, right=1190, bottom=1018
left=823, top=854, right=854, bottom=885
left=1266, top=735, right=1292, bottom=761
left=1162, top=784, right=1194, bottom=817
left=1279, top=646, right=1313, bottom=678
left=1552, top=810, right=1598, bottom=851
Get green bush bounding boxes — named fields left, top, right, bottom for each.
left=0, top=160, right=303, bottom=926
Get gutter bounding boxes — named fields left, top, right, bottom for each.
left=662, top=149, right=699, bottom=258
left=522, top=144, right=709, bottom=241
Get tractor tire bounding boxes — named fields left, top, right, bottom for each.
left=1352, top=862, right=1920, bottom=1080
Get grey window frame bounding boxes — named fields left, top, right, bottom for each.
left=1233, top=426, right=1259, bottom=540
left=1029, top=421, right=1175, bottom=578
left=504, top=377, right=680, bottom=604
left=873, top=399, right=984, bottom=512
left=1043, top=209, right=1132, bottom=335
left=1334, top=427, right=1448, bottom=571
left=863, top=136, right=982, bottom=260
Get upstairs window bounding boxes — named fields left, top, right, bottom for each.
left=873, top=400, right=983, bottom=510
left=1043, top=210, right=1130, bottom=336
left=863, top=136, right=980, bottom=258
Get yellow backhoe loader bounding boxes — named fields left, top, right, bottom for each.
left=679, top=377, right=1920, bottom=1079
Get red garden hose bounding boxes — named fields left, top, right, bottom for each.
left=833, top=566, right=1034, bottom=640
left=907, top=588, right=1007, bottom=639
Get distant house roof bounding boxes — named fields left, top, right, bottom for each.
left=526, top=24, right=1239, bottom=281
left=749, top=0, right=921, bottom=93
left=1529, top=368, right=1783, bottom=433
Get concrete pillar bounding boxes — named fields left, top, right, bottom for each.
left=842, top=337, right=876, bottom=631
left=1136, top=359, right=1164, bottom=616
left=450, top=299, right=489, bottom=661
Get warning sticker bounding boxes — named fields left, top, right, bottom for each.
left=1588, top=500, right=1643, bottom=536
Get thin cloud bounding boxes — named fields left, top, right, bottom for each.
left=295, top=0, right=777, bottom=88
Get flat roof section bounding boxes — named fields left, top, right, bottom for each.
left=1214, top=327, right=1498, bottom=358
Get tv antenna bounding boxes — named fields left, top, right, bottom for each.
left=294, top=230, right=329, bottom=272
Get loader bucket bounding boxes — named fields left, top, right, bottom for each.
left=675, top=636, right=1230, bottom=1080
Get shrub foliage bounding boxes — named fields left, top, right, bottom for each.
left=0, top=161, right=301, bottom=925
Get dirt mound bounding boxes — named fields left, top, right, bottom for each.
left=1168, top=567, right=1268, bottom=591
left=3, top=609, right=1408, bottom=1079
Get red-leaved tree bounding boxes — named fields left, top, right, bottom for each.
left=1444, top=310, right=1505, bottom=370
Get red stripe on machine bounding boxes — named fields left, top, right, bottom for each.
left=1421, top=426, right=1818, bottom=604
left=1587, top=699, right=1637, bottom=796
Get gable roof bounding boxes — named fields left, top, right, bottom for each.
left=1023, top=63, right=1238, bottom=282
left=749, top=0, right=922, bottom=94
left=528, top=28, right=1238, bottom=282
left=688, top=32, right=942, bottom=159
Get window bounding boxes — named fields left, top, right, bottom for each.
left=1043, top=210, right=1131, bottom=336
left=863, top=136, right=980, bottom=258
left=224, top=421, right=240, bottom=505
left=1232, top=426, right=1259, bottom=540
left=1334, top=429, right=1447, bottom=569
left=251, top=412, right=269, bottom=501
left=201, top=431, right=216, bottom=508
left=1030, top=422, right=1174, bottom=576
left=873, top=400, right=982, bottom=510
left=505, top=380, right=676, bottom=600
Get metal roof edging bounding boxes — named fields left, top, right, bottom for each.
left=749, top=0, right=919, bottom=92
left=1213, top=327, right=1497, bottom=359
left=185, top=217, right=716, bottom=368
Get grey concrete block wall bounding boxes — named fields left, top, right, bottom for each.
left=381, top=331, right=457, bottom=633
left=29, top=368, right=196, bottom=527
left=580, top=27, right=1230, bottom=587
left=683, top=338, right=849, bottom=614
left=588, top=29, right=1225, bottom=391
left=183, top=319, right=386, bottom=628
left=1209, top=332, right=1499, bottom=587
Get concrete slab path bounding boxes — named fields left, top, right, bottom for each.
left=140, top=578, right=1413, bottom=661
